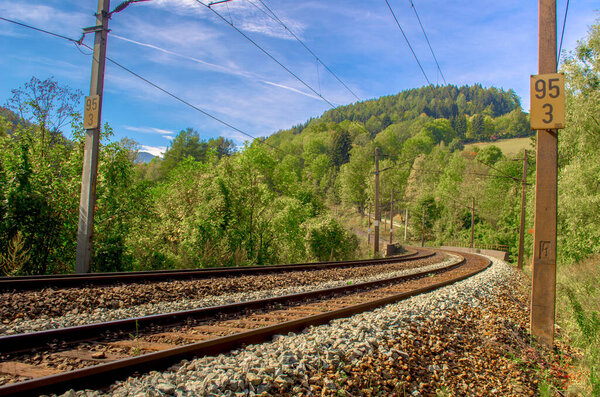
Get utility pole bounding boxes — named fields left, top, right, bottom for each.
left=404, top=208, right=408, bottom=241
left=518, top=149, right=528, bottom=270
left=470, top=197, right=475, bottom=248
left=421, top=206, right=425, bottom=247
left=367, top=203, right=371, bottom=246
left=76, top=0, right=110, bottom=273
left=389, top=189, right=394, bottom=244
left=531, top=0, right=558, bottom=346
left=374, top=147, right=380, bottom=255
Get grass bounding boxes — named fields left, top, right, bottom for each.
left=464, top=136, right=534, bottom=156
left=556, top=255, right=600, bottom=396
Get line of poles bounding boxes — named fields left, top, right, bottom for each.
left=367, top=147, right=529, bottom=263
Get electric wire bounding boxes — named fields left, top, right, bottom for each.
left=383, top=0, right=431, bottom=85
left=93, top=46, right=282, bottom=152
left=0, top=16, right=81, bottom=44
left=557, top=0, right=570, bottom=64
left=407, top=0, right=446, bottom=85
left=0, top=15, right=282, bottom=153
left=475, top=158, right=522, bottom=183
left=196, top=0, right=337, bottom=108
left=247, top=0, right=362, bottom=102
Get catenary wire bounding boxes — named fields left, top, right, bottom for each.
left=0, top=16, right=81, bottom=44
left=196, top=0, right=337, bottom=108
left=407, top=0, right=446, bottom=85
left=557, top=0, right=570, bottom=64
left=247, top=0, right=362, bottom=102
left=383, top=0, right=431, bottom=85
left=0, top=15, right=283, bottom=153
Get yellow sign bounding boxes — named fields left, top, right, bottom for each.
left=83, top=95, right=100, bottom=129
left=530, top=73, right=565, bottom=130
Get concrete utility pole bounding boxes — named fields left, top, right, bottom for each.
left=404, top=208, right=408, bottom=241
left=421, top=206, right=425, bottom=247
left=76, top=0, right=110, bottom=273
left=470, top=197, right=475, bottom=248
left=518, top=149, right=528, bottom=270
left=373, top=147, right=380, bottom=255
left=531, top=0, right=558, bottom=346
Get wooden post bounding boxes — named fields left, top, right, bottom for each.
left=518, top=149, right=528, bottom=270
left=76, top=0, right=110, bottom=273
left=374, top=148, right=380, bottom=255
left=367, top=203, right=371, bottom=246
left=531, top=0, right=558, bottom=346
left=470, top=197, right=475, bottom=248
left=389, top=189, right=394, bottom=244
left=421, top=206, right=425, bottom=247
left=404, top=208, right=408, bottom=241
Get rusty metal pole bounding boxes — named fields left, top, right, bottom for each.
left=531, top=0, right=558, bottom=346
left=374, top=148, right=380, bottom=255
left=421, top=206, right=425, bottom=247
left=389, top=189, right=394, bottom=244
left=470, top=197, right=475, bottom=248
left=76, top=0, right=110, bottom=273
left=518, top=149, right=528, bottom=270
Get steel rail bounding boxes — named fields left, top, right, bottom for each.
left=0, top=250, right=447, bottom=354
left=0, top=251, right=490, bottom=396
left=0, top=249, right=422, bottom=291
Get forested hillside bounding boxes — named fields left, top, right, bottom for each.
left=0, top=20, right=598, bottom=276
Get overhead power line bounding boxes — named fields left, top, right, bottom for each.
left=247, top=0, right=362, bottom=102
left=407, top=0, right=446, bottom=85
left=475, top=158, right=522, bottom=183
left=0, top=16, right=81, bottom=44
left=0, top=15, right=282, bottom=152
left=196, top=0, right=337, bottom=108
left=557, top=0, right=570, bottom=64
left=383, top=0, right=431, bottom=85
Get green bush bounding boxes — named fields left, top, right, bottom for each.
left=305, top=217, right=358, bottom=261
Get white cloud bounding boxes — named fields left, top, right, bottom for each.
left=140, top=145, right=167, bottom=157
left=124, top=126, right=175, bottom=135
left=261, top=80, right=321, bottom=101
left=0, top=2, right=87, bottom=38
left=147, top=0, right=304, bottom=40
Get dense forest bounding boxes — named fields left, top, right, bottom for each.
left=0, top=20, right=598, bottom=276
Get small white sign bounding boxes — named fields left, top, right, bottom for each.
left=374, top=220, right=379, bottom=226
left=390, top=228, right=393, bottom=233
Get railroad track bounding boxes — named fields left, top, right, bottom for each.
left=0, top=249, right=422, bottom=291
left=0, top=250, right=490, bottom=396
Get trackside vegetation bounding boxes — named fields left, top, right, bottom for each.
left=0, top=14, right=598, bottom=397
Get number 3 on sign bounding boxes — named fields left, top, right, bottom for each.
left=530, top=73, right=565, bottom=130
left=83, top=95, right=100, bottom=129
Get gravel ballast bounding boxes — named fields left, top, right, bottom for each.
left=55, top=254, right=537, bottom=397
left=1, top=253, right=443, bottom=328
left=3, top=256, right=460, bottom=335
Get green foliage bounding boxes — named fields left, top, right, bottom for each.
left=477, top=145, right=503, bottom=165
left=159, top=128, right=233, bottom=177
left=330, top=129, right=351, bottom=167
left=305, top=217, right=358, bottom=261
left=557, top=18, right=600, bottom=264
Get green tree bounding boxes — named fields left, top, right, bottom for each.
left=330, top=129, right=351, bottom=167
left=160, top=128, right=208, bottom=176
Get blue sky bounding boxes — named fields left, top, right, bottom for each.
left=0, top=0, right=597, bottom=156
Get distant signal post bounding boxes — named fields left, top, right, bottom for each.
left=530, top=0, right=565, bottom=346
